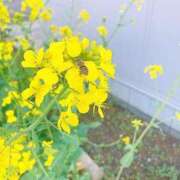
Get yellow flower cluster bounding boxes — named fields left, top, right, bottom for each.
left=2, top=90, right=35, bottom=121
left=2, top=91, right=18, bottom=107
left=21, top=0, right=52, bottom=22
left=0, top=1, right=10, bottom=31
left=0, top=41, right=14, bottom=60
left=0, top=135, right=36, bottom=180
left=21, top=31, right=115, bottom=133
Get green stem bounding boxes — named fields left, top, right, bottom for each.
left=5, top=86, right=69, bottom=147
left=135, top=78, right=179, bottom=147
left=116, top=166, right=124, bottom=180
left=116, top=77, right=180, bottom=180
left=108, top=0, right=134, bottom=44
left=132, top=128, right=138, bottom=144
left=32, top=130, right=50, bottom=179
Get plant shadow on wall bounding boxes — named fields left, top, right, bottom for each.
left=0, top=0, right=180, bottom=180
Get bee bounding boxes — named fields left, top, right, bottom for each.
left=76, top=60, right=88, bottom=75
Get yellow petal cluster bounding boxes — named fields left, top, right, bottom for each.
left=58, top=111, right=79, bottom=134
left=22, top=68, right=59, bottom=107
left=144, top=65, right=164, bottom=79
left=79, top=9, right=91, bottom=22
left=131, top=119, right=143, bottom=129
left=40, top=8, right=52, bottom=21
left=5, top=110, right=17, bottom=123
left=0, top=41, right=14, bottom=60
left=2, top=91, right=19, bottom=107
left=42, top=140, right=57, bottom=167
left=21, top=0, right=45, bottom=21
left=97, top=25, right=108, bottom=37
left=0, top=2, right=10, bottom=31
left=0, top=135, right=36, bottom=180
left=17, top=37, right=31, bottom=50
left=122, top=136, right=130, bottom=145
left=133, top=0, right=144, bottom=12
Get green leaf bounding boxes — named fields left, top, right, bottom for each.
left=120, top=151, right=134, bottom=168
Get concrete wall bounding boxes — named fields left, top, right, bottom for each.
left=36, top=0, right=180, bottom=132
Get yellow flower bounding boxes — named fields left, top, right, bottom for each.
left=79, top=9, right=90, bottom=22
left=42, top=141, right=56, bottom=167
left=5, top=110, right=17, bottom=123
left=60, top=26, right=72, bottom=37
left=144, top=65, right=164, bottom=79
left=66, top=36, right=82, bottom=57
left=58, top=111, right=79, bottom=134
left=0, top=41, right=14, bottom=60
left=122, top=136, right=130, bottom=145
left=50, top=25, right=59, bottom=33
left=100, top=47, right=115, bottom=78
left=18, top=37, right=31, bottom=50
left=21, top=48, right=44, bottom=68
left=40, top=8, right=52, bottom=21
left=42, top=140, right=57, bottom=167
left=2, top=91, right=19, bottom=107
left=46, top=41, right=73, bottom=73
left=22, top=68, right=59, bottom=106
left=45, top=154, right=54, bottom=167
left=131, top=119, right=143, bottom=129
left=0, top=2, right=10, bottom=31
left=133, top=0, right=144, bottom=12
left=21, top=0, right=45, bottom=21
left=97, top=25, right=108, bottom=37
left=18, top=151, right=36, bottom=174
left=42, top=140, right=53, bottom=148
left=0, top=135, right=36, bottom=179
left=176, top=112, right=180, bottom=120
left=81, top=37, right=90, bottom=50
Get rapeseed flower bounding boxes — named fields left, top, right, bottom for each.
left=40, top=8, right=52, bottom=21
left=58, top=111, right=79, bottom=134
left=0, top=41, right=14, bottom=60
left=5, top=110, right=17, bottom=123
left=79, top=9, right=90, bottom=22
left=0, top=135, right=36, bottom=179
left=0, top=2, right=10, bottom=31
left=122, top=136, right=130, bottom=145
left=144, top=64, right=164, bottom=79
left=131, top=119, right=143, bottom=129
left=22, top=68, right=58, bottom=106
left=97, top=25, right=108, bottom=37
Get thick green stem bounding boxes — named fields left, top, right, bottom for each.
left=116, top=166, right=124, bottom=180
